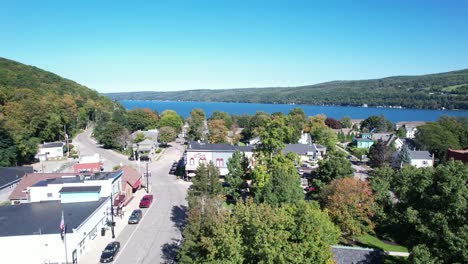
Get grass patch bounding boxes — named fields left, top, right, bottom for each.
left=357, top=234, right=408, bottom=253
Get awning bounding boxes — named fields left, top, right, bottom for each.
left=132, top=179, right=141, bottom=189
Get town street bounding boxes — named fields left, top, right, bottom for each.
left=74, top=129, right=190, bottom=263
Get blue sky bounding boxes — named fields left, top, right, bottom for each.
left=1, top=0, right=468, bottom=92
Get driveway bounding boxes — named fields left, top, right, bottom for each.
left=74, top=129, right=190, bottom=263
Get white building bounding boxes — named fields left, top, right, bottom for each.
left=185, top=141, right=255, bottom=177
left=0, top=197, right=112, bottom=264
left=27, top=171, right=123, bottom=203
left=409, top=150, right=434, bottom=168
left=395, top=121, right=426, bottom=139
left=37, top=142, right=65, bottom=161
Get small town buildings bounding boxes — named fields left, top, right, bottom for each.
left=116, top=166, right=142, bottom=206
left=409, top=150, right=434, bottom=168
left=0, top=197, right=111, bottom=264
left=353, top=138, right=374, bottom=149
left=283, top=143, right=327, bottom=162
left=446, top=148, right=468, bottom=163
left=37, top=141, right=65, bottom=161
left=395, top=121, right=426, bottom=139
left=0, top=166, right=33, bottom=202
left=185, top=141, right=254, bottom=177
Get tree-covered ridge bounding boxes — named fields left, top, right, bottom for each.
left=0, top=57, right=115, bottom=165
left=106, top=68, right=468, bottom=110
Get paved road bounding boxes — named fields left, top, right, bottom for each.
left=335, top=144, right=371, bottom=180
left=74, top=129, right=190, bottom=264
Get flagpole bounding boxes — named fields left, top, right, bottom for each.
left=64, top=231, right=68, bottom=264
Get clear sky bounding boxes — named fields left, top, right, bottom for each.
left=1, top=0, right=468, bottom=93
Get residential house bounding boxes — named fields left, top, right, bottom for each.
left=132, top=129, right=159, bottom=159
left=446, top=149, right=468, bottom=163
left=0, top=167, right=33, bottom=202
left=409, top=150, right=434, bottom=168
left=298, top=132, right=312, bottom=145
left=185, top=141, right=254, bottom=177
left=37, top=142, right=65, bottom=161
left=0, top=197, right=111, bottom=263
left=283, top=143, right=327, bottom=162
left=353, top=138, right=374, bottom=149
left=395, top=121, right=426, bottom=139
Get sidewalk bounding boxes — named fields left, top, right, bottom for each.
left=78, top=189, right=147, bottom=264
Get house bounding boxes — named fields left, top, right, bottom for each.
left=395, top=121, right=426, bottom=139
left=409, top=150, right=434, bottom=168
left=298, top=132, right=312, bottom=145
left=0, top=197, right=110, bottom=263
left=185, top=141, right=255, bottom=177
left=446, top=149, right=468, bottom=163
left=331, top=245, right=383, bottom=264
left=0, top=167, right=34, bottom=202
left=353, top=138, right=374, bottom=149
left=283, top=143, right=327, bottom=162
left=37, top=142, right=65, bottom=161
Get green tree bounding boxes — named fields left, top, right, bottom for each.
left=392, top=161, right=468, bottom=263
left=209, top=110, right=233, bottom=129
left=408, top=245, right=438, bottom=264
left=415, top=122, right=460, bottom=162
left=95, top=121, right=129, bottom=150
left=158, top=126, right=177, bottom=145
left=0, top=123, right=17, bottom=166
left=187, top=162, right=223, bottom=208
left=255, top=155, right=303, bottom=206
left=225, top=150, right=249, bottom=200
left=396, top=144, right=411, bottom=167
left=187, top=108, right=206, bottom=141
left=340, top=116, right=352, bottom=128
left=396, top=127, right=406, bottom=138
left=126, top=108, right=159, bottom=132
left=133, top=132, right=146, bottom=143
left=313, top=155, right=353, bottom=189
left=361, top=115, right=392, bottom=132
left=158, top=110, right=183, bottom=133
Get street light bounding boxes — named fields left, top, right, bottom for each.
left=144, top=162, right=151, bottom=193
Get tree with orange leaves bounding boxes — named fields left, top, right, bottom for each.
left=320, top=177, right=375, bottom=239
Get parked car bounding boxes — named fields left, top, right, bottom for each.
left=128, top=209, right=143, bottom=224
left=100, top=241, right=120, bottom=263
left=139, top=194, right=154, bottom=208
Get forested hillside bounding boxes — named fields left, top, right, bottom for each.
left=0, top=57, right=115, bottom=165
left=107, top=69, right=468, bottom=110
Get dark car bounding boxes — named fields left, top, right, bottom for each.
left=100, top=241, right=120, bottom=263
left=128, top=209, right=143, bottom=224
left=139, top=194, right=154, bottom=208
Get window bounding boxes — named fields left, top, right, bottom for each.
left=47, top=193, right=53, bottom=198
left=422, top=160, right=428, bottom=165
left=189, top=158, right=195, bottom=166
left=199, top=157, right=206, bottom=165
left=216, top=158, right=224, bottom=167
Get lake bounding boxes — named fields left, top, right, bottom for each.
left=120, top=100, right=468, bottom=123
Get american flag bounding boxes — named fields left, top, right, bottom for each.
left=60, top=211, right=66, bottom=241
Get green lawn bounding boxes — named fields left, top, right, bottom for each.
left=357, top=234, right=408, bottom=253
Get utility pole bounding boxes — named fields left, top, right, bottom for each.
left=145, top=162, right=150, bottom=193
left=110, top=194, right=115, bottom=239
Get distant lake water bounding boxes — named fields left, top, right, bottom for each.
left=120, top=100, right=468, bottom=123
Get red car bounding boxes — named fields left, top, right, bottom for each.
left=139, top=194, right=154, bottom=208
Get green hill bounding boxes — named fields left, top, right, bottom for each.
left=0, top=57, right=115, bottom=165
left=106, top=69, right=468, bottom=110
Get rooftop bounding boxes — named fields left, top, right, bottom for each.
left=0, top=197, right=108, bottom=237
left=59, top=186, right=101, bottom=193
left=331, top=245, right=383, bottom=264
left=0, top=166, right=34, bottom=189
left=283, top=144, right=326, bottom=155
left=409, top=150, right=432, bottom=160
left=41, top=142, right=64, bottom=148
left=187, top=141, right=255, bottom=152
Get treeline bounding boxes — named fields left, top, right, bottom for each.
left=106, top=69, right=468, bottom=110
left=0, top=57, right=115, bottom=166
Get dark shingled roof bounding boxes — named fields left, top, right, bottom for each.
left=332, top=246, right=383, bottom=264
left=42, top=142, right=64, bottom=148
left=188, top=141, right=254, bottom=152
left=409, top=150, right=432, bottom=160
left=59, top=186, right=101, bottom=193
left=0, top=167, right=34, bottom=189
left=0, top=198, right=108, bottom=237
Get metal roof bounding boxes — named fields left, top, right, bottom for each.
left=409, top=150, right=432, bottom=160
left=0, top=198, right=108, bottom=237
left=41, top=142, right=64, bottom=148
left=0, top=167, right=34, bottom=189
left=59, top=186, right=101, bottom=193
